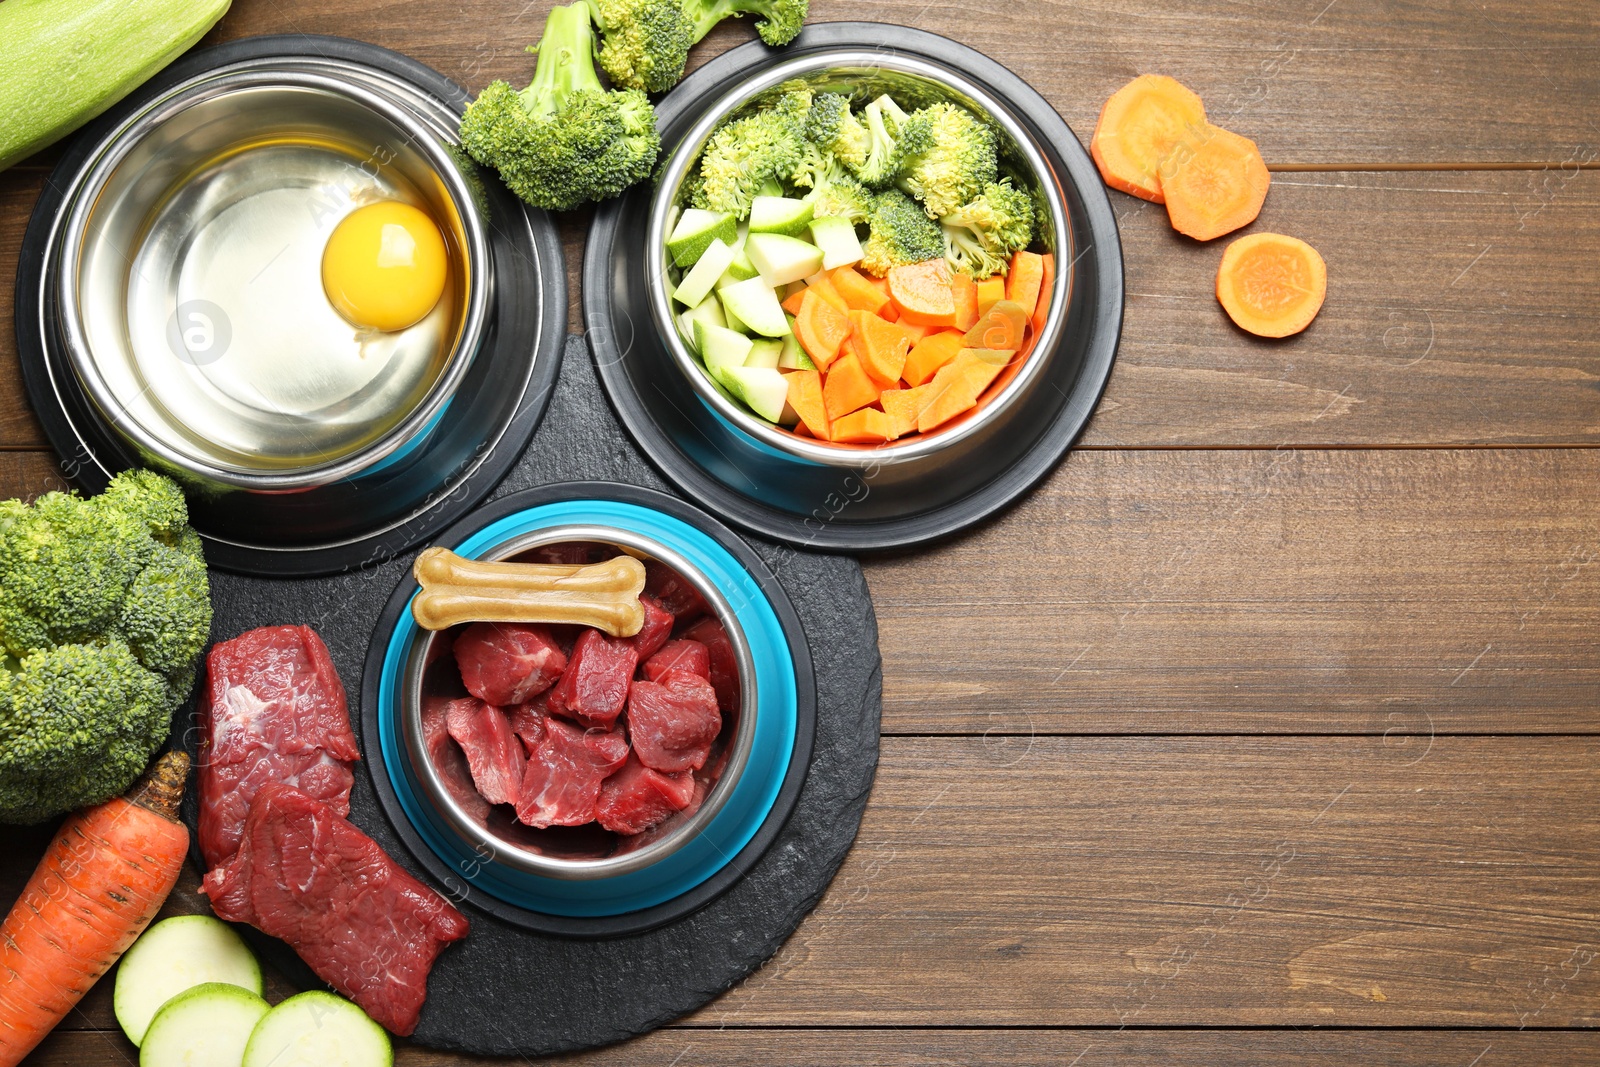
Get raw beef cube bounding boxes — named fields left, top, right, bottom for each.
left=198, top=625, right=360, bottom=868
left=627, top=670, right=722, bottom=773
left=421, top=697, right=491, bottom=825
left=644, top=560, right=708, bottom=619
left=596, top=754, right=695, bottom=835
left=443, top=698, right=524, bottom=807
left=641, top=639, right=710, bottom=682
left=508, top=696, right=549, bottom=755
left=627, top=594, right=674, bottom=659
left=545, top=629, right=639, bottom=728
left=202, top=784, right=470, bottom=1036
left=681, top=617, right=740, bottom=714
left=452, top=622, right=566, bottom=706
left=516, top=716, right=629, bottom=828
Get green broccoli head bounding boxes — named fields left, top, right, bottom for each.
left=459, top=3, right=662, bottom=212
left=940, top=178, right=1035, bottom=279
left=860, top=187, right=946, bottom=276
left=847, top=95, right=912, bottom=190
left=693, top=88, right=812, bottom=218
left=896, top=101, right=999, bottom=219
left=590, top=0, right=692, bottom=94
left=797, top=154, right=874, bottom=224
left=119, top=542, right=212, bottom=679
left=682, top=0, right=808, bottom=46
left=805, top=92, right=869, bottom=168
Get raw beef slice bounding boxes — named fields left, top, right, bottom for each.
left=681, top=617, right=740, bottom=714
left=517, top=715, right=629, bottom=828
left=644, top=560, right=708, bottom=618
left=453, top=622, right=566, bottom=705
left=508, top=697, right=549, bottom=755
left=202, top=784, right=469, bottom=1036
left=627, top=670, right=722, bottom=773
left=421, top=697, right=491, bottom=825
left=627, top=594, right=674, bottom=659
left=545, top=628, right=639, bottom=728
left=198, top=625, right=360, bottom=868
left=443, top=697, right=525, bottom=807
left=596, top=754, right=695, bottom=835
left=641, top=639, right=710, bottom=682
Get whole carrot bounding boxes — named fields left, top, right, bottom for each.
left=0, top=752, right=190, bottom=1066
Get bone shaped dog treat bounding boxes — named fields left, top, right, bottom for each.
left=411, top=547, right=647, bottom=635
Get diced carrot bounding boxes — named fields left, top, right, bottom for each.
left=964, top=299, right=1028, bottom=353
left=1161, top=124, right=1270, bottom=241
left=784, top=369, right=830, bottom=439
left=794, top=289, right=850, bottom=369
left=849, top=310, right=911, bottom=385
left=887, top=260, right=956, bottom=327
left=1006, top=251, right=1045, bottom=319
left=792, top=422, right=814, bottom=439
left=950, top=272, right=979, bottom=332
left=866, top=275, right=899, bottom=321
left=892, top=320, right=932, bottom=346
left=781, top=279, right=808, bottom=300
left=831, top=266, right=892, bottom=316
left=1031, top=253, right=1055, bottom=335
left=822, top=349, right=882, bottom=420
left=879, top=384, right=933, bottom=439
left=902, top=330, right=966, bottom=388
left=829, top=407, right=898, bottom=444
left=1215, top=232, right=1327, bottom=338
left=805, top=271, right=850, bottom=314
left=1090, top=74, right=1208, bottom=204
left=917, top=350, right=1007, bottom=433
left=975, top=276, right=1006, bottom=315
left=780, top=289, right=807, bottom=316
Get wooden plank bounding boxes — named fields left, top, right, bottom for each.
left=866, top=447, right=1600, bottom=735
left=0, top=169, right=47, bottom=448
left=0, top=450, right=66, bottom=499
left=22, top=1027, right=1600, bottom=1066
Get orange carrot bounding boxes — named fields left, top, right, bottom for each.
left=785, top=369, right=831, bottom=439
left=903, top=330, right=965, bottom=388
left=879, top=384, right=933, bottom=439
left=780, top=288, right=807, bottom=316
left=1161, top=124, right=1270, bottom=241
left=795, top=288, right=850, bottom=369
left=1090, top=74, right=1207, bottom=204
left=866, top=275, right=898, bottom=321
left=949, top=272, right=979, bottom=332
left=975, top=276, right=1006, bottom=316
left=829, top=408, right=898, bottom=444
left=1215, top=232, right=1327, bottom=338
left=917, top=350, right=1008, bottom=433
left=1031, top=253, right=1055, bottom=335
left=831, top=266, right=893, bottom=316
left=0, top=754, right=190, bottom=1067
left=891, top=319, right=932, bottom=346
left=804, top=271, right=850, bottom=314
left=849, top=310, right=911, bottom=386
left=964, top=300, right=1028, bottom=353
left=1005, top=251, right=1045, bottom=320
left=887, top=260, right=957, bottom=327
left=822, top=349, right=882, bottom=421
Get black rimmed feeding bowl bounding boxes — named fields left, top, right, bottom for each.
left=586, top=22, right=1124, bottom=552
left=15, top=35, right=566, bottom=577
left=361, top=482, right=816, bottom=937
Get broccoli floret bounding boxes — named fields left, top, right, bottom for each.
left=694, top=88, right=811, bottom=218
left=804, top=92, right=869, bottom=168
left=796, top=154, right=874, bottom=224
left=682, top=0, right=807, bottom=46
left=940, top=179, right=1035, bottom=279
left=847, top=95, right=913, bottom=190
left=0, top=470, right=211, bottom=824
left=590, top=0, right=692, bottom=93
left=859, top=187, right=945, bottom=276
left=459, top=2, right=661, bottom=212
left=896, top=101, right=999, bottom=219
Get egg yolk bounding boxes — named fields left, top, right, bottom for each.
left=321, top=201, right=448, bottom=332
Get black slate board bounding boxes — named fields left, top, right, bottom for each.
left=179, top=336, right=882, bottom=1056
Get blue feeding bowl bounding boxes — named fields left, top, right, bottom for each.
left=366, top=484, right=811, bottom=936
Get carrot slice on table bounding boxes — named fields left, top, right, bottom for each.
left=950, top=272, right=979, bottom=332
left=1215, top=232, right=1327, bottom=338
left=964, top=300, right=1028, bottom=353
left=917, top=349, right=1007, bottom=433
left=1031, top=253, right=1055, bottom=335
left=1090, top=74, right=1208, bottom=203
left=831, top=266, right=893, bottom=316
left=1005, top=251, right=1045, bottom=320
left=903, top=330, right=965, bottom=388
left=887, top=259, right=957, bottom=327
left=785, top=368, right=831, bottom=438
left=805, top=271, right=850, bottom=314
left=1161, top=124, right=1270, bottom=241
left=795, top=288, right=850, bottom=369
left=880, top=384, right=933, bottom=438
left=822, top=349, right=882, bottom=420
left=849, top=310, right=911, bottom=385
left=830, top=407, right=898, bottom=444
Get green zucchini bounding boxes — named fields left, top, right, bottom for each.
left=0, top=0, right=232, bottom=171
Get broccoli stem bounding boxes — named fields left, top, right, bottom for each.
left=520, top=2, right=605, bottom=117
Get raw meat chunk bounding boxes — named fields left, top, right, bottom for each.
left=596, top=754, right=695, bottom=835
left=545, top=629, right=639, bottom=728
left=627, top=670, right=722, bottom=773
left=644, top=560, right=708, bottom=618
left=641, top=639, right=710, bottom=682
left=516, top=716, right=629, bottom=828
left=421, top=697, right=491, bottom=825
left=202, top=784, right=469, bottom=1036
left=681, top=617, right=740, bottom=714
left=628, top=594, right=674, bottom=659
left=443, top=698, right=524, bottom=807
left=508, top=696, right=549, bottom=754
left=198, top=625, right=360, bottom=868
left=452, top=622, right=566, bottom=706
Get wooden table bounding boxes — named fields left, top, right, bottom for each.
left=6, top=1, right=1599, bottom=1063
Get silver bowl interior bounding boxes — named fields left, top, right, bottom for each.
left=647, top=52, right=1071, bottom=468
left=60, top=68, right=489, bottom=489
left=401, top=526, right=758, bottom=881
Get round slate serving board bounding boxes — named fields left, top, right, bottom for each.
left=176, top=337, right=882, bottom=1056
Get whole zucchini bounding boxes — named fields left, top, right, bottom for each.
left=0, top=0, right=232, bottom=172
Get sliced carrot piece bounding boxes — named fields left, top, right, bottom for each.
left=902, top=330, right=965, bottom=388
left=822, top=349, right=882, bottom=420
left=887, top=259, right=957, bottom=327
left=805, top=271, right=850, bottom=314
left=1090, top=74, right=1207, bottom=204
left=917, top=349, right=1006, bottom=433
left=1005, top=251, right=1045, bottom=320
left=848, top=310, right=911, bottom=385
left=794, top=288, right=850, bottom=369
left=1161, top=124, right=1270, bottom=241
left=785, top=368, right=831, bottom=439
left=975, top=275, right=1006, bottom=316
left=949, top=272, right=979, bottom=332
left=830, top=407, right=898, bottom=444
left=865, top=275, right=899, bottom=321
left=879, top=384, right=933, bottom=439
left=781, top=279, right=808, bottom=300
left=780, top=289, right=807, bottom=316
left=1215, top=232, right=1327, bottom=338
left=892, top=320, right=932, bottom=346
left=963, top=299, right=1028, bottom=353
left=831, top=266, right=892, bottom=316
left=1031, top=253, right=1055, bottom=335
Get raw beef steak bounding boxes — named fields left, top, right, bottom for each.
left=443, top=697, right=525, bottom=807
left=644, top=560, right=708, bottom=619
left=596, top=754, right=695, bottom=835
left=641, top=639, right=710, bottom=682
left=627, top=594, right=674, bottom=659
left=545, top=629, right=639, bottom=728
left=626, top=669, right=722, bottom=773
left=508, top=696, right=549, bottom=754
left=516, top=715, right=629, bottom=827
left=681, top=617, right=740, bottom=714
left=421, top=697, right=491, bottom=825
left=453, top=622, right=566, bottom=706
